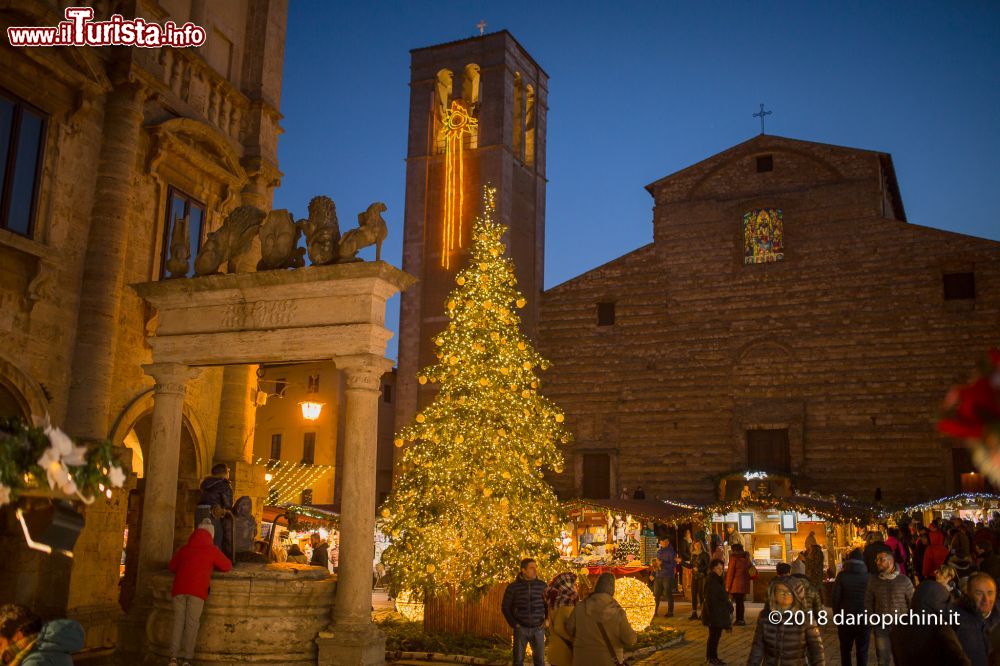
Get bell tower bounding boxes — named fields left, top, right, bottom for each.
left=396, top=30, right=548, bottom=446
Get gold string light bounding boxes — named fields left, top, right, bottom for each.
left=381, top=186, right=571, bottom=600
left=441, top=101, right=478, bottom=269
left=256, top=457, right=334, bottom=505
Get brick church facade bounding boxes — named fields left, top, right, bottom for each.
left=397, top=33, right=1000, bottom=508
left=537, top=134, right=1000, bottom=505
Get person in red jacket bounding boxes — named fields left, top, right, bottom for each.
left=167, top=519, right=232, bottom=666
left=922, top=526, right=950, bottom=580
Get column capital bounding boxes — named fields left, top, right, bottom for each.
left=336, top=355, right=393, bottom=393
left=142, top=363, right=201, bottom=395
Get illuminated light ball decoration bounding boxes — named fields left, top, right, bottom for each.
left=440, top=100, right=478, bottom=269
left=394, top=589, right=425, bottom=623
left=613, top=576, right=656, bottom=632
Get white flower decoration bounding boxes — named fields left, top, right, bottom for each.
left=0, top=484, right=10, bottom=507
left=108, top=465, right=126, bottom=488
left=44, top=425, right=88, bottom=467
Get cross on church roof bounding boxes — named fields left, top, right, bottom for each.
left=753, top=103, right=772, bottom=135
left=476, top=20, right=487, bottom=35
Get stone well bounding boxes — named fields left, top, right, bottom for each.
left=146, top=563, right=336, bottom=664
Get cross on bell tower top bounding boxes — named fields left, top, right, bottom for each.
left=476, top=20, right=487, bottom=35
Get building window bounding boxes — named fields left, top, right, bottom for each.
left=0, top=92, right=46, bottom=238
left=300, top=489, right=313, bottom=506
left=943, top=272, right=975, bottom=301
left=581, top=453, right=611, bottom=499
left=160, top=187, right=206, bottom=278
left=746, top=428, right=791, bottom=474
left=382, top=384, right=393, bottom=403
left=302, top=432, right=316, bottom=465
left=308, top=373, right=320, bottom=393
left=597, top=302, right=616, bottom=327
left=756, top=155, right=773, bottom=173
left=269, top=433, right=282, bottom=460
left=743, top=208, right=784, bottom=264
left=953, top=447, right=996, bottom=493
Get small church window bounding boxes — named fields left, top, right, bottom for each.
left=943, top=272, right=975, bottom=300
left=756, top=155, right=773, bottom=172
left=597, top=302, right=615, bottom=326
left=743, top=208, right=784, bottom=264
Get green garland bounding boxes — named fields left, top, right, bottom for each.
left=0, top=417, right=124, bottom=506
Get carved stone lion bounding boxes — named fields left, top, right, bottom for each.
left=257, top=209, right=305, bottom=270
left=194, top=205, right=266, bottom=276
left=298, top=195, right=340, bottom=266
left=338, top=202, right=388, bottom=262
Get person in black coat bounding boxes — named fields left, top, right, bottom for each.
left=195, top=463, right=234, bottom=550
left=832, top=549, right=869, bottom=666
left=951, top=573, right=1000, bottom=666
left=502, top=558, right=548, bottom=666
left=685, top=540, right=711, bottom=620
left=890, top=578, right=969, bottom=666
left=701, top=558, right=732, bottom=666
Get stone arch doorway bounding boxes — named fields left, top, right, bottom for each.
left=0, top=354, right=49, bottom=420
left=118, top=411, right=201, bottom=611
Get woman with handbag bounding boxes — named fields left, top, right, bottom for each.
left=702, top=558, right=733, bottom=666
left=566, top=573, right=636, bottom=666
left=545, top=572, right=578, bottom=666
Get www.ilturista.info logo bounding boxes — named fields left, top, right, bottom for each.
left=7, top=7, right=206, bottom=48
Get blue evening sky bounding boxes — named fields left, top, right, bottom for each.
left=273, top=1, right=1000, bottom=361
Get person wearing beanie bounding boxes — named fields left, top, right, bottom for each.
left=167, top=519, right=232, bottom=666
left=566, top=573, right=636, bottom=666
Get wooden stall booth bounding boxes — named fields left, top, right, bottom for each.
left=893, top=493, right=1000, bottom=527
left=705, top=472, right=876, bottom=604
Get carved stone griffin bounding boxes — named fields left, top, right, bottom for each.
left=257, top=209, right=305, bottom=270
left=298, top=195, right=340, bottom=266
left=338, top=202, right=388, bottom=262
left=194, top=205, right=266, bottom=276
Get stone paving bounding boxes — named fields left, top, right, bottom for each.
left=635, top=599, right=878, bottom=665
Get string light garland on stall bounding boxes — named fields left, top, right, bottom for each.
left=380, top=185, right=570, bottom=601
left=256, top=458, right=334, bottom=505
left=893, top=492, right=1000, bottom=517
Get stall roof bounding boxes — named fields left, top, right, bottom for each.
left=264, top=504, right=340, bottom=526
left=702, top=494, right=878, bottom=526
left=893, top=493, right=1000, bottom=517
left=564, top=499, right=704, bottom=525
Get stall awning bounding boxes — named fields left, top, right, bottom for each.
left=264, top=504, right=340, bottom=527
left=893, top=493, right=1000, bottom=517
left=702, top=494, right=877, bottom=526
left=563, top=498, right=704, bottom=526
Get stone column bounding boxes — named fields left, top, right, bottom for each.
left=64, top=77, right=148, bottom=440
left=214, top=364, right=267, bottom=520
left=136, top=363, right=201, bottom=591
left=317, top=355, right=392, bottom=666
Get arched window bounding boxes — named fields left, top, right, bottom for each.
left=462, top=64, right=480, bottom=149
left=524, top=84, right=536, bottom=166
left=512, top=72, right=523, bottom=160
left=434, top=69, right=453, bottom=153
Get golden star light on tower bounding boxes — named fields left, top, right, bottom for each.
left=441, top=100, right=478, bottom=269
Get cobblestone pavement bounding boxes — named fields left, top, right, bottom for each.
left=635, top=600, right=878, bottom=665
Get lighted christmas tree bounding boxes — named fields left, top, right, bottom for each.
left=380, top=186, right=570, bottom=600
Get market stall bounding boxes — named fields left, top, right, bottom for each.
left=263, top=503, right=340, bottom=571
left=704, top=471, right=877, bottom=604
left=893, top=493, right=1000, bottom=526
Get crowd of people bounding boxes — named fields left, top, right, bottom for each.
left=504, top=514, right=1000, bottom=666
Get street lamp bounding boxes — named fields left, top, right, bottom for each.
left=299, top=400, right=324, bottom=421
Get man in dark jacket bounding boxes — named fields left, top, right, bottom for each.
left=685, top=540, right=710, bottom=620
left=891, top=579, right=969, bottom=666
left=196, top=463, right=234, bottom=551
left=309, top=533, right=329, bottom=569
left=866, top=550, right=914, bottom=666
left=502, top=558, right=547, bottom=666
left=701, top=558, right=732, bottom=666
left=0, top=604, right=83, bottom=666
left=952, top=573, right=1000, bottom=666
left=864, top=531, right=892, bottom=575
left=833, top=549, right=870, bottom=666
left=654, top=537, right=679, bottom=617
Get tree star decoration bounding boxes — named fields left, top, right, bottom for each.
left=380, top=185, right=571, bottom=600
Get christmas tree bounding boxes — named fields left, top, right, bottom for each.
left=381, top=186, right=570, bottom=600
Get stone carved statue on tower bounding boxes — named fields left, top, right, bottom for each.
left=338, top=202, right=388, bottom=262
left=257, top=209, right=305, bottom=270
left=165, top=214, right=190, bottom=278
left=194, top=205, right=266, bottom=275
left=298, top=195, right=340, bottom=266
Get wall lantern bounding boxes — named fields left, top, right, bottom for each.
left=299, top=401, right=324, bottom=421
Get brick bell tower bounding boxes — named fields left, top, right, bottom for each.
left=395, top=30, right=548, bottom=457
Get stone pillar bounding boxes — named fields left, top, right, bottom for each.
left=317, top=355, right=392, bottom=666
left=136, top=363, right=201, bottom=592
left=214, top=364, right=267, bottom=519
left=64, top=77, right=148, bottom=440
